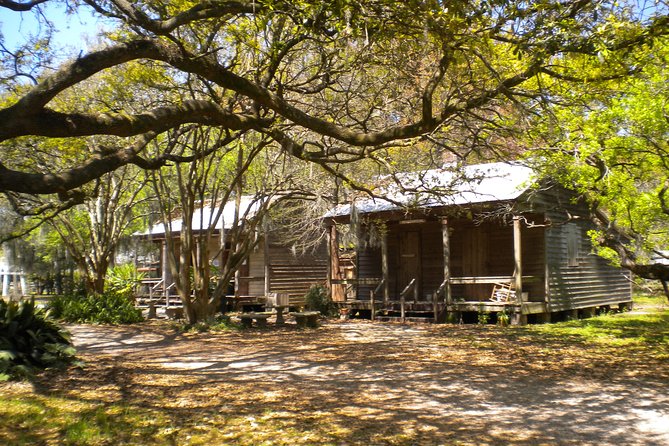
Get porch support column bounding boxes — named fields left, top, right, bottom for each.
left=161, top=240, right=170, bottom=298
left=442, top=217, right=457, bottom=323
left=19, top=274, right=27, bottom=296
left=263, top=222, right=271, bottom=296
left=326, top=224, right=332, bottom=292
left=328, top=224, right=345, bottom=302
left=381, top=224, right=389, bottom=303
left=441, top=217, right=452, bottom=305
left=513, top=216, right=523, bottom=302
left=513, top=216, right=526, bottom=326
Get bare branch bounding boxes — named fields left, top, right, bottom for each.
left=0, top=133, right=156, bottom=194
left=1, top=100, right=265, bottom=141
left=0, top=0, right=48, bottom=12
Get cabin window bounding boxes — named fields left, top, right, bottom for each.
left=565, top=224, right=580, bottom=267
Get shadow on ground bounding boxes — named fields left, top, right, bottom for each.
left=8, top=320, right=669, bottom=445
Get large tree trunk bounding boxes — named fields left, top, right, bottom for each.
left=77, top=257, right=108, bottom=295
left=87, top=272, right=106, bottom=295
left=178, top=241, right=196, bottom=323
left=90, top=257, right=110, bottom=294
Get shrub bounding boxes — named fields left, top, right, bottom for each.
left=48, top=290, right=143, bottom=325
left=477, top=305, right=490, bottom=325
left=106, top=263, right=146, bottom=294
left=175, top=314, right=242, bottom=333
left=305, top=284, right=338, bottom=317
left=0, top=299, right=76, bottom=380
left=497, top=310, right=510, bottom=327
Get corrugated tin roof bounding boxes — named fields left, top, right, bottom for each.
left=139, top=196, right=262, bottom=236
left=325, top=161, right=534, bottom=217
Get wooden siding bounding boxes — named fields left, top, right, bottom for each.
left=247, top=246, right=266, bottom=297
left=355, top=218, right=545, bottom=302
left=347, top=183, right=631, bottom=312
left=356, top=221, right=446, bottom=300
left=269, top=244, right=328, bottom=298
left=420, top=221, right=446, bottom=297
left=356, top=238, right=382, bottom=300
left=521, top=223, right=546, bottom=302
left=392, top=221, right=444, bottom=299
left=448, top=218, right=545, bottom=301
left=535, top=188, right=632, bottom=311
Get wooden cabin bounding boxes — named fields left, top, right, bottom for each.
left=136, top=197, right=328, bottom=309
left=324, top=162, right=632, bottom=324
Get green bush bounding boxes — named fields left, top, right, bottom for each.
left=48, top=290, right=143, bottom=325
left=175, top=314, right=242, bottom=333
left=106, top=263, right=146, bottom=294
left=0, top=299, right=76, bottom=380
left=305, top=284, right=338, bottom=317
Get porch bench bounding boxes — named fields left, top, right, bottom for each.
left=291, top=311, right=320, bottom=328
left=239, top=312, right=271, bottom=328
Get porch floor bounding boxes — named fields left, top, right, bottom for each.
left=337, top=299, right=548, bottom=315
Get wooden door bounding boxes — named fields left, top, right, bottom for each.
left=398, top=230, right=421, bottom=299
left=462, top=226, right=488, bottom=299
left=237, top=260, right=250, bottom=296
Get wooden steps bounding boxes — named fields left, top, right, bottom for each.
left=375, top=316, right=436, bottom=324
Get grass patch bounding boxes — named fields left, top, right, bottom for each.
left=2, top=303, right=668, bottom=445
left=0, top=388, right=409, bottom=446
left=525, top=305, right=669, bottom=356
left=633, top=293, right=668, bottom=308
left=0, top=390, right=172, bottom=445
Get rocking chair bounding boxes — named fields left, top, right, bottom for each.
left=490, top=282, right=516, bottom=302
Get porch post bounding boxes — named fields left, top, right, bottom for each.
left=326, top=224, right=332, bottom=291
left=328, top=224, right=345, bottom=302
left=19, top=273, right=27, bottom=296
left=161, top=240, right=170, bottom=298
left=513, top=216, right=523, bottom=302
left=381, top=224, right=389, bottom=303
left=512, top=216, right=527, bottom=325
left=441, top=217, right=452, bottom=305
left=263, top=222, right=271, bottom=296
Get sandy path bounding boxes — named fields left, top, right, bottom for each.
left=61, top=320, right=669, bottom=445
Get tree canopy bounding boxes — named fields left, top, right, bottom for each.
left=529, top=36, right=669, bottom=287
left=2, top=0, right=667, bottom=199
left=3, top=0, right=669, bottom=296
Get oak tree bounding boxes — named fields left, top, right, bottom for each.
left=2, top=0, right=666, bottom=196
left=529, top=38, right=669, bottom=295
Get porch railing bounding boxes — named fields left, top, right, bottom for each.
left=138, top=278, right=179, bottom=308
left=432, top=280, right=448, bottom=322
left=369, top=279, right=386, bottom=321
left=398, top=278, right=417, bottom=323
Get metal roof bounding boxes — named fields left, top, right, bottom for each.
left=325, top=161, right=534, bottom=218
left=139, top=196, right=262, bottom=236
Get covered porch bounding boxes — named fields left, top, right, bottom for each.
left=327, top=213, right=548, bottom=325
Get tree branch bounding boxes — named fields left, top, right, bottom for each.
left=0, top=0, right=48, bottom=12
left=0, top=133, right=156, bottom=194
left=1, top=100, right=265, bottom=141
left=96, top=0, right=259, bottom=35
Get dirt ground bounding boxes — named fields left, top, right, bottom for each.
left=27, top=318, right=669, bottom=445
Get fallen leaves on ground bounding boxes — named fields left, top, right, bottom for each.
left=1, top=316, right=668, bottom=445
